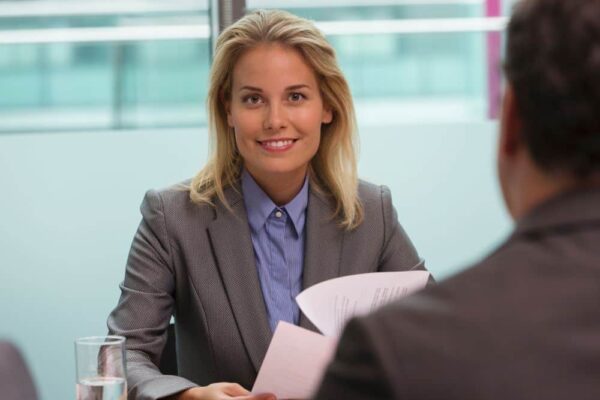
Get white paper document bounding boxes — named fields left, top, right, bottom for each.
left=296, top=268, right=430, bottom=337
left=252, top=322, right=337, bottom=400
left=252, top=267, right=429, bottom=399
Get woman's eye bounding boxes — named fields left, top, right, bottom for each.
left=244, top=95, right=262, bottom=105
left=289, top=92, right=305, bottom=102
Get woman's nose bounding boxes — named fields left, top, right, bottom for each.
left=263, top=103, right=287, bottom=131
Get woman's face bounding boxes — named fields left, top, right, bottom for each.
left=226, top=42, right=332, bottom=189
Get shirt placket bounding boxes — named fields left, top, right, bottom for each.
left=266, top=208, right=294, bottom=329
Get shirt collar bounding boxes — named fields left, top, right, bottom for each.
left=241, top=169, right=309, bottom=236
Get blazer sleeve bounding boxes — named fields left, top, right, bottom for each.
left=378, top=185, right=428, bottom=275
left=107, top=190, right=197, bottom=400
left=312, top=316, right=393, bottom=400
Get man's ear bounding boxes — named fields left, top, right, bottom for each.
left=499, top=83, right=523, bottom=157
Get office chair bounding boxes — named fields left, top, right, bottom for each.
left=0, top=341, right=38, bottom=400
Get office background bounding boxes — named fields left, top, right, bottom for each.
left=0, top=1, right=513, bottom=399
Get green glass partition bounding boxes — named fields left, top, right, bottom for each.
left=0, top=0, right=510, bottom=133
left=0, top=1, right=211, bottom=132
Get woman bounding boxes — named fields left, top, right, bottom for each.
left=107, top=9, right=428, bottom=400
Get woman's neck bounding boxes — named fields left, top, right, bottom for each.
left=247, top=169, right=307, bottom=206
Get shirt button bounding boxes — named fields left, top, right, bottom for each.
left=275, top=210, right=283, bottom=218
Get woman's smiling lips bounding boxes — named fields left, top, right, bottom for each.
left=257, top=138, right=298, bottom=152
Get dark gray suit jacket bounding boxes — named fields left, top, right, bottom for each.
left=0, top=341, right=38, bottom=400
left=314, top=186, right=600, bottom=400
left=107, top=180, right=425, bottom=400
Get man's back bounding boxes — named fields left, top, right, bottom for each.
left=315, top=187, right=600, bottom=400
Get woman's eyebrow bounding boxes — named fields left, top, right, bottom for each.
left=239, top=85, right=263, bottom=92
left=237, top=84, right=312, bottom=92
left=286, top=84, right=311, bottom=91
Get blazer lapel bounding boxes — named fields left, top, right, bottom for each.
left=299, top=188, right=345, bottom=331
left=207, top=186, right=272, bottom=372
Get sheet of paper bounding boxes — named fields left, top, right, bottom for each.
left=252, top=322, right=337, bottom=400
left=296, top=266, right=429, bottom=336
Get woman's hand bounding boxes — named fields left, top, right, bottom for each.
left=174, top=382, right=276, bottom=400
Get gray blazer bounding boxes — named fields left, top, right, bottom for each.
left=0, top=341, right=38, bottom=400
left=314, top=186, right=600, bottom=400
left=107, top=180, right=425, bottom=400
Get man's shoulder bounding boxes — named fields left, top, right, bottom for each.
left=362, top=225, right=600, bottom=347
left=350, top=226, right=600, bottom=398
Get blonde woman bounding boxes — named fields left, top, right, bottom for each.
left=108, top=9, right=428, bottom=400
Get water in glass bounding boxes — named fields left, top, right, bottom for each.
left=76, top=376, right=126, bottom=400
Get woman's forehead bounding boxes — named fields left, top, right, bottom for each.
left=230, top=43, right=319, bottom=90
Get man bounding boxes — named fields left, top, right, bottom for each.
left=313, top=0, right=600, bottom=398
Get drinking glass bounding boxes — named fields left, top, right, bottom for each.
left=75, top=335, right=127, bottom=400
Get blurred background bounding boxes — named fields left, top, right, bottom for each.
left=0, top=0, right=514, bottom=399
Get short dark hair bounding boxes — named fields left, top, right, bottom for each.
left=504, top=0, right=600, bottom=178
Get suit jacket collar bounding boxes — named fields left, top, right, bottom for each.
left=514, top=186, right=600, bottom=236
left=207, top=182, right=345, bottom=370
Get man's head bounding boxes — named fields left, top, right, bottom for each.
left=498, top=0, right=600, bottom=218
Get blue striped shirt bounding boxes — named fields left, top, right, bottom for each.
left=241, top=170, right=308, bottom=332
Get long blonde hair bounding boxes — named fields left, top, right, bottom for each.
left=190, top=9, right=363, bottom=229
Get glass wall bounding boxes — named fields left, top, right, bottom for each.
left=0, top=0, right=510, bottom=133
left=248, top=0, right=507, bottom=124
left=0, top=0, right=211, bottom=133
